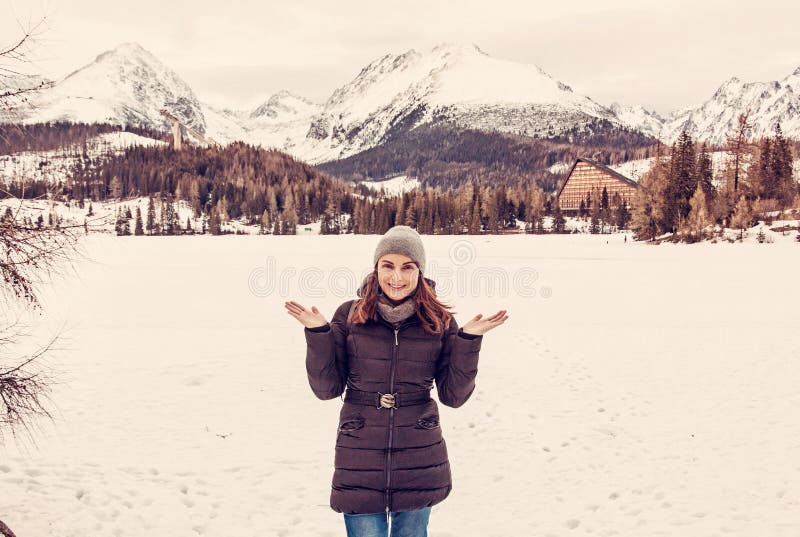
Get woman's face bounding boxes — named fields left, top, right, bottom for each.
left=376, top=253, right=420, bottom=302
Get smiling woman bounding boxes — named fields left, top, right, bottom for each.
left=284, top=225, right=508, bottom=537
left=376, top=254, right=420, bottom=303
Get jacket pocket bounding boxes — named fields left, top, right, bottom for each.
left=338, top=417, right=365, bottom=437
left=415, top=415, right=440, bottom=430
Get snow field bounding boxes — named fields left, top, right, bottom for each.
left=1, top=234, right=799, bottom=536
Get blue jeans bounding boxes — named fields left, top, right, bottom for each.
left=344, top=507, right=431, bottom=537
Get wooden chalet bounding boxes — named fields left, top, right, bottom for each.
left=556, top=158, right=639, bottom=215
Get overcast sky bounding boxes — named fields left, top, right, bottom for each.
left=4, top=0, right=800, bottom=114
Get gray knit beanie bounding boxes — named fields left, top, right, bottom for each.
left=373, top=225, right=426, bottom=273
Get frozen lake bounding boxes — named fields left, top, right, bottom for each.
left=2, top=233, right=799, bottom=536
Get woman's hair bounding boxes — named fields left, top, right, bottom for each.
left=351, top=271, right=453, bottom=335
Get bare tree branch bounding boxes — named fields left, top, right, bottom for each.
left=0, top=519, right=19, bottom=537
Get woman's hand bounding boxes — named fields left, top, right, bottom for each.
left=461, top=310, right=508, bottom=336
left=284, top=301, right=328, bottom=329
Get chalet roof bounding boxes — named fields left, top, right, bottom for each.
left=556, top=157, right=640, bottom=200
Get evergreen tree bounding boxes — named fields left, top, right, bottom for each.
left=729, top=195, right=754, bottom=232
left=134, top=206, right=144, bottom=235
left=282, top=194, right=298, bottom=235
left=209, top=207, right=222, bottom=235
left=756, top=137, right=775, bottom=199
left=664, top=131, right=697, bottom=232
left=146, top=196, right=157, bottom=235
left=696, top=143, right=715, bottom=216
left=771, top=124, right=795, bottom=205
left=551, top=203, right=566, bottom=233
left=160, top=197, right=169, bottom=235
left=260, top=209, right=271, bottom=235
left=726, top=111, right=752, bottom=193
left=683, top=184, right=711, bottom=241
left=468, top=197, right=481, bottom=234
left=631, top=148, right=670, bottom=240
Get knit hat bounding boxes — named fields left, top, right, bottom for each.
left=373, top=225, right=426, bottom=272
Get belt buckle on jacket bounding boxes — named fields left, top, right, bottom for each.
left=377, top=392, right=397, bottom=409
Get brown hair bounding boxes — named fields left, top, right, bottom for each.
left=351, top=271, right=453, bottom=335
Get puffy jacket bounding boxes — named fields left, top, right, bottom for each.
left=304, top=299, right=483, bottom=514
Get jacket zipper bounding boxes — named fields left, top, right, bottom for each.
left=386, top=326, right=399, bottom=515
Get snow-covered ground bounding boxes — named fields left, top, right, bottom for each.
left=2, top=234, right=799, bottom=536
left=0, top=132, right=165, bottom=186
left=357, top=175, right=421, bottom=196
left=4, top=196, right=798, bottom=243
left=610, top=154, right=800, bottom=185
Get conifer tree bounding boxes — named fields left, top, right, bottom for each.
left=726, top=111, right=752, bottom=193
left=160, top=197, right=169, bottom=235
left=282, top=194, right=298, bottom=235
left=754, top=136, right=774, bottom=200
left=615, top=200, right=631, bottom=230
left=771, top=124, right=794, bottom=205
left=209, top=207, right=222, bottom=235
left=696, top=143, right=715, bottom=202
left=590, top=195, right=601, bottom=234
left=551, top=203, right=566, bottom=233
left=683, top=184, right=711, bottom=241
left=469, top=197, right=481, bottom=234
left=134, top=206, right=144, bottom=235
left=631, top=148, right=670, bottom=240
left=146, top=196, right=157, bottom=235
left=729, top=195, right=754, bottom=232
left=665, top=131, right=697, bottom=231
left=260, top=209, right=271, bottom=235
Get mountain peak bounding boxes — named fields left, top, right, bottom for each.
left=250, top=91, right=319, bottom=120
left=94, top=42, right=153, bottom=64
left=431, top=42, right=488, bottom=57
left=113, top=42, right=147, bottom=53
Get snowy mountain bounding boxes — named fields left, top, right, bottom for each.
left=608, top=103, right=665, bottom=140
left=249, top=90, right=319, bottom=122
left=201, top=91, right=323, bottom=153
left=286, top=43, right=622, bottom=162
left=7, top=41, right=800, bottom=164
left=4, top=42, right=630, bottom=163
left=13, top=42, right=207, bottom=135
left=660, top=68, right=800, bottom=145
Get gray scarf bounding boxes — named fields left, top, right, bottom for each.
left=376, top=295, right=417, bottom=325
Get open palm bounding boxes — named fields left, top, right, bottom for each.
left=462, top=310, right=508, bottom=336
left=284, top=301, right=328, bottom=328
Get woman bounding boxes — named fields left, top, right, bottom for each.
left=285, top=226, right=507, bottom=537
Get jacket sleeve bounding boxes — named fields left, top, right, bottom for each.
left=304, top=300, right=352, bottom=400
left=434, top=317, right=483, bottom=408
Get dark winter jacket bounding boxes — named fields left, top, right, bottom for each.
left=304, top=299, right=483, bottom=514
